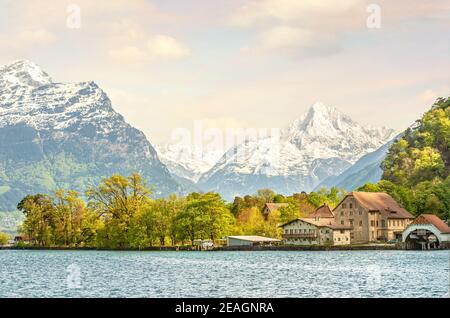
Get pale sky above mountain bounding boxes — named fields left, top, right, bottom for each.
left=0, top=0, right=449, bottom=143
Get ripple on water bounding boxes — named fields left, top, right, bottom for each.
left=0, top=250, right=448, bottom=298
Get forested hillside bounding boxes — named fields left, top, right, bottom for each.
left=358, top=97, right=450, bottom=219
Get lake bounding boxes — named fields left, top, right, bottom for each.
left=0, top=250, right=448, bottom=298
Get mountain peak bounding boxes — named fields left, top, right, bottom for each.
left=0, top=59, right=52, bottom=88
left=309, top=101, right=336, bottom=113
left=286, top=102, right=347, bottom=136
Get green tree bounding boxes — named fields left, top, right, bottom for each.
left=17, top=194, right=54, bottom=246
left=87, top=172, right=152, bottom=248
left=0, top=232, right=10, bottom=245
left=174, top=192, right=233, bottom=244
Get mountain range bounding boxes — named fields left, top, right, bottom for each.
left=0, top=60, right=181, bottom=212
left=0, top=59, right=399, bottom=213
left=194, top=102, right=397, bottom=199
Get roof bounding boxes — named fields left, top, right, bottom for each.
left=347, top=192, right=414, bottom=219
left=300, top=218, right=353, bottom=230
left=307, top=204, right=334, bottom=218
left=409, top=214, right=450, bottom=234
left=264, top=203, right=289, bottom=213
left=280, top=218, right=352, bottom=230
left=227, top=236, right=281, bottom=242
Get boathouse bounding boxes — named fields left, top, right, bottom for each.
left=402, top=214, right=450, bottom=250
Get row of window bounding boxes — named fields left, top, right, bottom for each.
left=340, top=210, right=363, bottom=216
left=341, top=203, right=354, bottom=209
left=285, top=229, right=315, bottom=234
left=338, top=218, right=405, bottom=229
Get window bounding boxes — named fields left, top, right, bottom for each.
left=341, top=211, right=344, bottom=216
left=342, top=203, right=346, bottom=209
left=290, top=229, right=293, bottom=234
left=349, top=219, right=354, bottom=226
left=341, top=220, right=344, bottom=225
left=340, top=230, right=344, bottom=234
left=376, top=221, right=379, bottom=227
left=359, top=221, right=363, bottom=227
left=359, top=210, right=362, bottom=215
left=381, top=220, right=386, bottom=228
left=349, top=203, right=353, bottom=209
left=346, top=237, right=349, bottom=240
left=370, top=220, right=375, bottom=227
left=350, top=211, right=353, bottom=216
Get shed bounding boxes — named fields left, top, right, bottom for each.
left=226, top=235, right=280, bottom=247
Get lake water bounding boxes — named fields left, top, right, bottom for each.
left=0, top=250, right=448, bottom=298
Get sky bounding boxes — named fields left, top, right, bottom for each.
left=0, top=0, right=449, bottom=144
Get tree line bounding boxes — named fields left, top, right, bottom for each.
left=15, top=173, right=344, bottom=248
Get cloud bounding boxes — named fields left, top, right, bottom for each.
left=109, top=35, right=190, bottom=63
left=0, top=27, right=56, bottom=51
left=230, top=0, right=364, bottom=56
left=230, top=0, right=450, bottom=57
left=419, top=89, right=438, bottom=104
left=16, top=28, right=56, bottom=46
left=147, top=35, right=191, bottom=60
left=230, top=0, right=363, bottom=27
left=259, top=26, right=340, bottom=55
left=108, top=46, right=148, bottom=64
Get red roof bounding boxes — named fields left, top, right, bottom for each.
left=307, top=204, right=334, bottom=218
left=410, top=214, right=450, bottom=234
left=349, top=192, right=414, bottom=219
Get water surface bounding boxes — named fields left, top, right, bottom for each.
left=0, top=250, right=448, bottom=297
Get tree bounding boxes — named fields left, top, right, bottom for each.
left=256, top=189, right=275, bottom=204
left=307, top=187, right=345, bottom=208
left=0, top=232, right=10, bottom=245
left=236, top=207, right=265, bottom=236
left=87, top=172, right=152, bottom=248
left=17, top=194, right=54, bottom=246
left=174, top=192, right=233, bottom=244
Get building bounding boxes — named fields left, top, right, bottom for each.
left=303, top=204, right=335, bottom=224
left=226, top=236, right=280, bottom=247
left=402, top=214, right=450, bottom=249
left=281, top=205, right=352, bottom=246
left=281, top=218, right=352, bottom=245
left=333, top=192, right=415, bottom=244
left=262, top=203, right=288, bottom=219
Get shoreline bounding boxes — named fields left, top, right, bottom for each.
left=2, top=244, right=445, bottom=251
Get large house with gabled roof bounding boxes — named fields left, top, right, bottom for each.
left=280, top=204, right=352, bottom=245
left=333, top=192, right=415, bottom=244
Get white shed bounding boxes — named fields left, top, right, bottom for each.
left=226, top=236, right=280, bottom=247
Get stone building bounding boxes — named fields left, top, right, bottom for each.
left=281, top=204, right=352, bottom=246
left=333, top=192, right=414, bottom=244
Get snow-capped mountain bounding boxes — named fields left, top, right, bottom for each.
left=198, top=102, right=398, bottom=200
left=155, top=143, right=224, bottom=182
left=314, top=135, right=400, bottom=191
left=0, top=60, right=181, bottom=211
